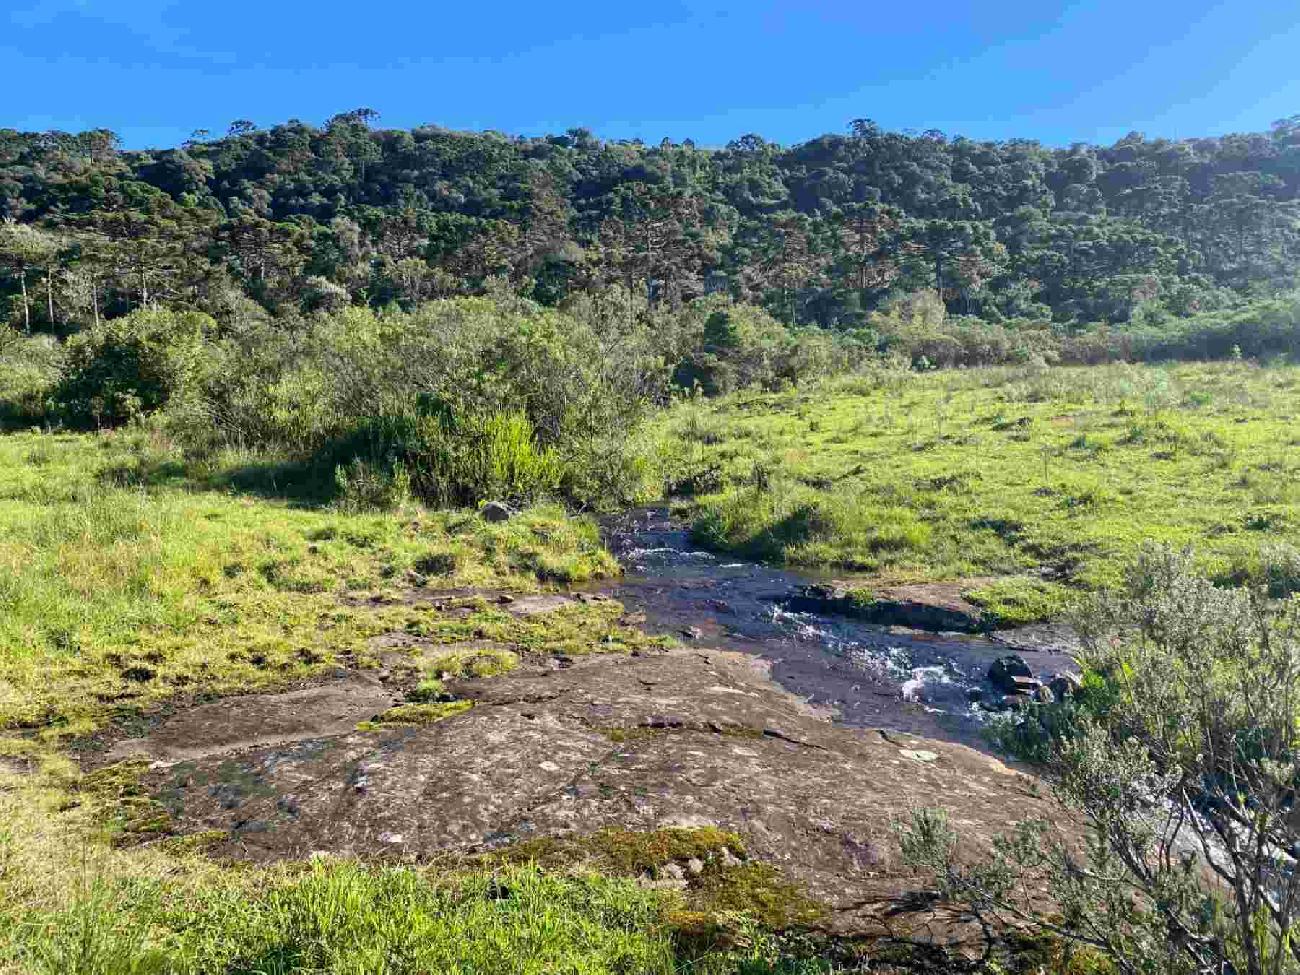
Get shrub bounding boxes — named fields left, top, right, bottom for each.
left=671, top=304, right=844, bottom=396
left=56, top=309, right=212, bottom=427
left=904, top=545, right=1300, bottom=975
left=0, top=330, right=62, bottom=425
left=322, top=406, right=562, bottom=509
left=183, top=297, right=658, bottom=509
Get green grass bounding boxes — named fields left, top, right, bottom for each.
left=0, top=430, right=618, bottom=737
left=659, top=361, right=1300, bottom=600
left=357, top=700, right=475, bottom=729
left=962, top=577, right=1066, bottom=627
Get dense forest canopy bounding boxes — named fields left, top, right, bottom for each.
left=2, top=111, right=1299, bottom=332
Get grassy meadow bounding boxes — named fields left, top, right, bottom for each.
left=3, top=357, right=1299, bottom=972
left=660, top=360, right=1300, bottom=623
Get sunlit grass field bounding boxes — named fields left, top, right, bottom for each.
left=0, top=431, right=623, bottom=739
left=659, top=361, right=1300, bottom=621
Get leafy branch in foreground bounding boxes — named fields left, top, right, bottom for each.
left=901, top=545, right=1300, bottom=975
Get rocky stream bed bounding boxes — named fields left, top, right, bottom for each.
left=84, top=506, right=1081, bottom=955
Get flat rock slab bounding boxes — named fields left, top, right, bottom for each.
left=787, top=580, right=995, bottom=632
left=991, top=622, right=1081, bottom=656
left=106, top=676, right=397, bottom=763
left=134, top=646, right=1063, bottom=944
left=352, top=588, right=590, bottom=619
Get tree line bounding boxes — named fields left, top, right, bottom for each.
left=2, top=111, right=1299, bottom=334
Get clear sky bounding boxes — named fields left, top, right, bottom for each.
left=3, top=0, right=1298, bottom=150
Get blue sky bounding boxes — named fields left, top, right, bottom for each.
left=3, top=0, right=1298, bottom=149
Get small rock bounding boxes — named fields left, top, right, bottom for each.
left=496, top=593, right=516, bottom=605
left=1033, top=685, right=1056, bottom=705
left=686, top=857, right=705, bottom=876
left=965, top=687, right=984, bottom=703
left=900, top=749, right=940, bottom=763
left=719, top=848, right=742, bottom=868
left=480, top=501, right=514, bottom=523
left=988, top=654, right=1033, bottom=692
left=661, top=862, right=685, bottom=880
left=1049, top=672, right=1083, bottom=699
left=646, top=714, right=684, bottom=729
left=681, top=626, right=704, bottom=641
left=1000, top=693, right=1031, bottom=711
left=1009, top=675, right=1042, bottom=694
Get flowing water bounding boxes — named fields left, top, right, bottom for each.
left=601, top=507, right=1078, bottom=750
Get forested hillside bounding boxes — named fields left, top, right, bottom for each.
left=3, top=111, right=1299, bottom=331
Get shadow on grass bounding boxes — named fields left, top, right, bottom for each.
left=98, top=451, right=340, bottom=509
left=211, top=457, right=339, bottom=507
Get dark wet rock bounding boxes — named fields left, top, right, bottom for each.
left=785, top=581, right=989, bottom=632
left=1008, top=675, right=1041, bottom=694
left=129, top=646, right=1066, bottom=945
left=988, top=655, right=1033, bottom=692
left=0, top=756, right=30, bottom=778
left=681, top=626, right=704, bottom=640
left=598, top=507, right=1085, bottom=745
left=991, top=623, right=1080, bottom=656
left=480, top=501, right=514, bottom=523
left=1049, top=672, right=1083, bottom=699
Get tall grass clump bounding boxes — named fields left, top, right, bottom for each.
left=326, top=406, right=562, bottom=510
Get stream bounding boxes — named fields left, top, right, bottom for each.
left=601, top=507, right=1078, bottom=750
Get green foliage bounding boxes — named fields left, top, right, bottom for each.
left=4, top=858, right=681, bottom=975
left=0, top=431, right=617, bottom=734
left=423, top=646, right=520, bottom=680
left=325, top=407, right=562, bottom=510
left=5, top=117, right=1300, bottom=330
left=55, top=310, right=212, bottom=427
left=0, top=331, right=62, bottom=425
left=671, top=306, right=841, bottom=396
left=691, top=483, right=930, bottom=569
left=175, top=297, right=678, bottom=510
left=357, top=700, right=473, bottom=729
left=909, top=546, right=1300, bottom=975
